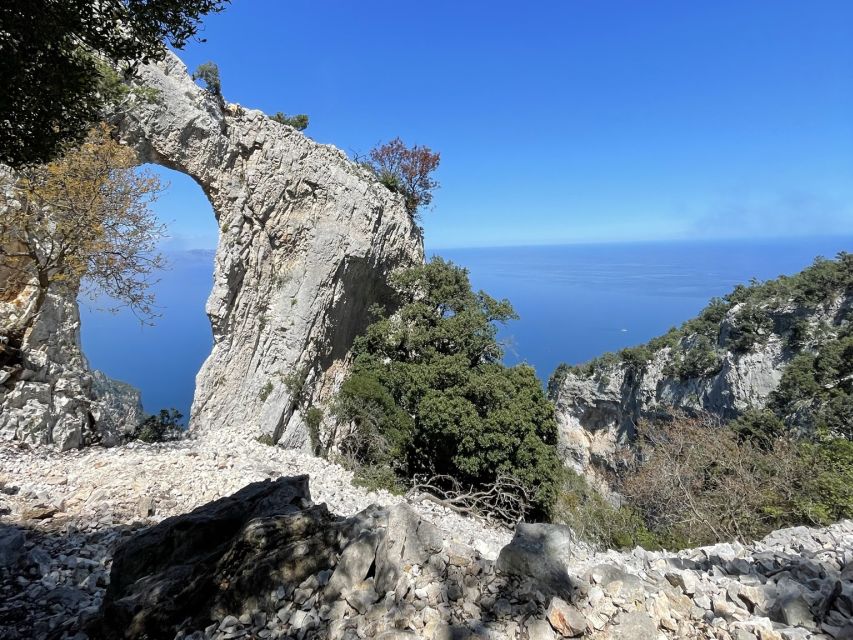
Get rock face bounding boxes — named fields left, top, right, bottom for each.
left=551, top=291, right=850, bottom=488
left=89, top=371, right=145, bottom=446
left=0, top=48, right=421, bottom=451
left=0, top=216, right=144, bottom=449
left=115, top=52, right=423, bottom=448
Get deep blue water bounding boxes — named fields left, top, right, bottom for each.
left=80, top=237, right=852, bottom=418
left=437, top=237, right=852, bottom=382
left=80, top=250, right=215, bottom=422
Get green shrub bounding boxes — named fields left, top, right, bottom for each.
left=259, top=381, right=273, bottom=402
left=192, top=61, right=222, bottom=97
left=282, top=369, right=308, bottom=402
left=619, top=345, right=653, bottom=370
left=771, top=330, right=853, bottom=437
left=666, top=335, right=721, bottom=379
left=255, top=434, right=275, bottom=446
left=271, top=112, right=309, bottom=130
left=787, top=318, right=811, bottom=349
left=304, top=406, right=323, bottom=455
left=547, top=363, right=572, bottom=398
left=790, top=437, right=853, bottom=524
left=730, top=408, right=785, bottom=449
left=134, top=408, right=184, bottom=443
left=728, top=303, right=773, bottom=353
left=352, top=465, right=406, bottom=494
left=555, top=470, right=674, bottom=550
left=333, top=258, right=562, bottom=518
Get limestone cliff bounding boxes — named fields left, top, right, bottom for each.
left=550, top=257, right=851, bottom=488
left=115, top=52, right=423, bottom=448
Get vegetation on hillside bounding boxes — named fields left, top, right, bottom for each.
left=0, top=0, right=229, bottom=167
left=550, top=253, right=852, bottom=390
left=132, top=409, right=185, bottom=443
left=271, top=113, right=309, bottom=131
left=551, top=254, right=852, bottom=549
left=558, top=410, right=852, bottom=550
left=332, top=258, right=562, bottom=521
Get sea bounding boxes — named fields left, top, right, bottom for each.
left=79, top=237, right=852, bottom=420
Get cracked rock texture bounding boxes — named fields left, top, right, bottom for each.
left=115, top=52, right=423, bottom=448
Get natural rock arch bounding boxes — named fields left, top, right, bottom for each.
left=115, top=52, right=422, bottom=448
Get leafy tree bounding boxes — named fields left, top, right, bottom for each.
left=192, top=61, right=222, bottom=98
left=730, top=408, right=785, bottom=449
left=0, top=124, right=165, bottom=326
left=791, top=437, right=853, bottom=524
left=333, top=258, right=562, bottom=517
left=271, top=113, right=309, bottom=131
left=135, top=408, right=184, bottom=443
left=770, top=329, right=853, bottom=438
left=0, top=0, right=229, bottom=167
left=367, top=138, right=440, bottom=217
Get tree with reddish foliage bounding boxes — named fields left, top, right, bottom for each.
left=368, top=137, right=440, bottom=218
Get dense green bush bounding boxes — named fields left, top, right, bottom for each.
left=304, top=406, right=323, bottom=455
left=771, top=327, right=852, bottom=437
left=333, top=258, right=562, bottom=517
left=134, top=409, right=184, bottom=443
left=791, top=437, right=853, bottom=524
left=271, top=112, right=309, bottom=130
left=665, top=335, right=721, bottom=379
left=193, top=62, right=222, bottom=97
left=727, top=302, right=774, bottom=353
left=730, top=408, right=785, bottom=449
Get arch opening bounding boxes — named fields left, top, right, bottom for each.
left=79, top=165, right=218, bottom=422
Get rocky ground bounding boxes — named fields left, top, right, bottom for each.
left=0, top=434, right=851, bottom=640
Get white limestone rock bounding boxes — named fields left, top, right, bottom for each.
left=115, top=51, right=423, bottom=448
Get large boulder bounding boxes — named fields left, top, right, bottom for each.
left=496, top=523, right=580, bottom=601
left=92, top=477, right=449, bottom=640
left=95, top=476, right=320, bottom=637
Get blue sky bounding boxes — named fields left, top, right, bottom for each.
left=153, top=0, right=853, bottom=250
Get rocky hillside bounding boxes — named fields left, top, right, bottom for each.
left=1, top=438, right=851, bottom=640
left=549, top=254, right=852, bottom=487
